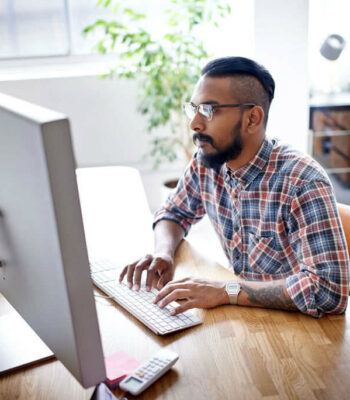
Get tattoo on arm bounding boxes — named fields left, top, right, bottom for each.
left=240, top=282, right=297, bottom=311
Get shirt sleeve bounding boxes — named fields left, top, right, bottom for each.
left=285, top=180, right=349, bottom=317
left=153, top=154, right=206, bottom=236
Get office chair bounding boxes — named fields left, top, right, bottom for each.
left=338, top=203, right=350, bottom=256
left=337, top=203, right=350, bottom=295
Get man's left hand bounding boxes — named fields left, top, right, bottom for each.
left=153, top=277, right=229, bottom=315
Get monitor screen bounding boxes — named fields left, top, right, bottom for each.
left=0, top=93, right=106, bottom=388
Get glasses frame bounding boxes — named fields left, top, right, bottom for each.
left=183, top=102, right=257, bottom=121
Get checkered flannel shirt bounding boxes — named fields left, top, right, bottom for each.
left=154, top=137, right=350, bottom=317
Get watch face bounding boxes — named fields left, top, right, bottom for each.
left=226, top=282, right=240, bottom=295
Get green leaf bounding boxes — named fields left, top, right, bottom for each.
left=97, top=40, right=107, bottom=54
left=104, top=0, right=112, bottom=8
left=123, top=8, right=146, bottom=20
left=82, top=25, right=94, bottom=35
left=95, top=19, right=108, bottom=27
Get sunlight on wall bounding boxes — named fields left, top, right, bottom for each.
left=198, top=0, right=255, bottom=60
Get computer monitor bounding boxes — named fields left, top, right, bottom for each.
left=0, top=93, right=106, bottom=388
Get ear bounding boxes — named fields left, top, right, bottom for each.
left=246, top=106, right=264, bottom=133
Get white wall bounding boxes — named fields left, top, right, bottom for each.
left=0, top=0, right=311, bottom=211
left=254, top=0, right=309, bottom=153
left=0, top=75, right=149, bottom=166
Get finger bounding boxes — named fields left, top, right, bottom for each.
left=155, top=279, right=193, bottom=300
left=119, top=266, right=128, bottom=283
left=153, top=281, right=176, bottom=303
left=126, top=264, right=137, bottom=288
left=171, top=277, right=190, bottom=283
left=145, top=260, right=160, bottom=291
left=157, top=289, right=191, bottom=309
left=158, top=276, right=191, bottom=290
left=133, top=256, right=152, bottom=290
left=156, top=268, right=173, bottom=290
left=170, top=300, right=196, bottom=316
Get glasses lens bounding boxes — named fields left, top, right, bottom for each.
left=198, top=104, right=213, bottom=120
left=183, top=103, right=196, bottom=119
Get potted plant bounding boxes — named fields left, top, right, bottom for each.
left=83, top=0, right=231, bottom=190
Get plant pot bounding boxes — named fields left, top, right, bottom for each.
left=161, top=178, right=179, bottom=204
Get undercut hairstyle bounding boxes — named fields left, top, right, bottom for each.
left=201, top=57, right=275, bottom=127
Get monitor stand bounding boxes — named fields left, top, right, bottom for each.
left=0, top=293, right=54, bottom=374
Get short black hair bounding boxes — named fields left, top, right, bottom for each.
left=201, top=56, right=275, bottom=126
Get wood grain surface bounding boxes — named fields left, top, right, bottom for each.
left=1, top=237, right=349, bottom=400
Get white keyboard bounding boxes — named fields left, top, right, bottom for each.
left=90, top=260, right=202, bottom=335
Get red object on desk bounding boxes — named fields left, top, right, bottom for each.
left=104, top=350, right=141, bottom=389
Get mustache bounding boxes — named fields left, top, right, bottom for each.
left=192, top=132, right=214, bottom=146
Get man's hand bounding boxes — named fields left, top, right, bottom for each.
left=119, top=253, right=174, bottom=291
left=153, top=277, right=229, bottom=315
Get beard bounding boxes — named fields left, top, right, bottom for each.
left=193, top=119, right=243, bottom=169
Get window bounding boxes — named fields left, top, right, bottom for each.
left=0, top=0, right=254, bottom=61
left=0, top=0, right=70, bottom=59
left=0, top=0, right=118, bottom=59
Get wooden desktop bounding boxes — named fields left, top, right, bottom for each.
left=1, top=238, right=350, bottom=399
left=1, top=167, right=350, bottom=399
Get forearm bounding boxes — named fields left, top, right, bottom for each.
left=236, top=279, right=298, bottom=311
left=154, top=219, right=185, bottom=259
left=155, top=277, right=299, bottom=315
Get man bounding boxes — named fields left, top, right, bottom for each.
left=120, top=56, right=349, bottom=318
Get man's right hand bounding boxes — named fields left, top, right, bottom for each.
left=119, top=253, right=174, bottom=292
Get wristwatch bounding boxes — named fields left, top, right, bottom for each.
left=225, top=281, right=241, bottom=305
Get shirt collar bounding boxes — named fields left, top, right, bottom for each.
left=224, top=137, right=274, bottom=187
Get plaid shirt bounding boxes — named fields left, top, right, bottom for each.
left=154, top=137, right=350, bottom=317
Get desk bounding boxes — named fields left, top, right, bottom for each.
left=1, top=240, right=350, bottom=399
left=1, top=167, right=350, bottom=399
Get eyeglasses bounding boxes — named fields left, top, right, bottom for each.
left=182, top=102, right=256, bottom=121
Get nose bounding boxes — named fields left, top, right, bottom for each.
left=189, top=110, right=206, bottom=132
